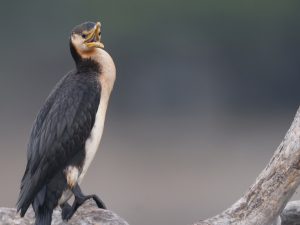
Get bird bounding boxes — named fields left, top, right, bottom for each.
left=17, top=21, right=116, bottom=225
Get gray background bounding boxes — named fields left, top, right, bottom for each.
left=1, top=1, right=300, bottom=225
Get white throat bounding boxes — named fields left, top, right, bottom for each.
left=91, top=48, right=116, bottom=91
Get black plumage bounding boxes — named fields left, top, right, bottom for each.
left=17, top=21, right=111, bottom=225
left=17, top=61, right=101, bottom=216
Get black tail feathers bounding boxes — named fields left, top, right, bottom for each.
left=34, top=207, right=53, bottom=225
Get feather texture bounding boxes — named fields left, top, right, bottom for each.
left=17, top=67, right=101, bottom=216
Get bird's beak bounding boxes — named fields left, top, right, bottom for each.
left=84, top=22, right=104, bottom=49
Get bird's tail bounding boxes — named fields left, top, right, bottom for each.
left=34, top=207, right=53, bottom=225
left=17, top=170, right=42, bottom=216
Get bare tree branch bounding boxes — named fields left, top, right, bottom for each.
left=0, top=200, right=129, bottom=225
left=280, top=201, right=300, bottom=225
left=194, top=107, right=300, bottom=225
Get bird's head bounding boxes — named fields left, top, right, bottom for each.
left=70, top=21, right=104, bottom=62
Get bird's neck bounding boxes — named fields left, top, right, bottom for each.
left=91, top=49, right=116, bottom=94
left=76, top=48, right=116, bottom=94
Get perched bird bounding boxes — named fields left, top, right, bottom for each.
left=17, top=21, right=116, bottom=225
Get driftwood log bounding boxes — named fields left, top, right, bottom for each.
left=0, top=200, right=129, bottom=225
left=194, top=107, right=300, bottom=225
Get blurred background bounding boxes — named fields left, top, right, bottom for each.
left=1, top=1, right=300, bottom=225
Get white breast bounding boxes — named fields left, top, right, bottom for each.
left=79, top=48, right=116, bottom=183
left=77, top=89, right=108, bottom=183
left=58, top=48, right=116, bottom=205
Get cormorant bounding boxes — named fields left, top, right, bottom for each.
left=17, top=21, right=116, bottom=225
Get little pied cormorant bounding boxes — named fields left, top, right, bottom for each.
left=17, top=21, right=116, bottom=225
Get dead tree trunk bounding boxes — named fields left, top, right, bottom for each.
left=194, top=107, right=300, bottom=225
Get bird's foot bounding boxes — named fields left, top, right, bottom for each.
left=61, top=203, right=73, bottom=221
left=73, top=184, right=107, bottom=210
left=61, top=184, right=107, bottom=221
left=62, top=194, right=106, bottom=221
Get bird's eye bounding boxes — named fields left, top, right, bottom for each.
left=99, top=32, right=101, bottom=36
left=81, top=34, right=87, bottom=39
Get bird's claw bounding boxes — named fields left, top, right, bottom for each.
left=91, top=195, right=107, bottom=209
left=61, top=204, right=73, bottom=221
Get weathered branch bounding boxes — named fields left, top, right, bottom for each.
left=0, top=200, right=129, bottom=225
left=194, top=107, right=300, bottom=225
left=280, top=200, right=300, bottom=225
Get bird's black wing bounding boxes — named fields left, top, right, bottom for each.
left=17, top=72, right=100, bottom=216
